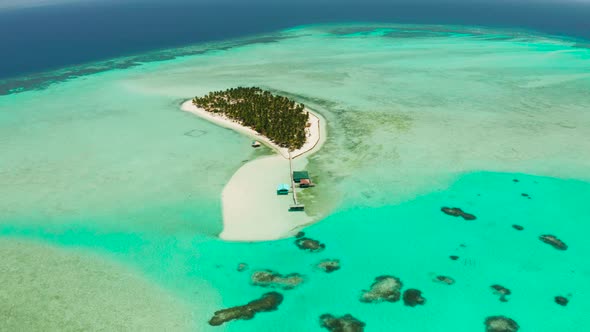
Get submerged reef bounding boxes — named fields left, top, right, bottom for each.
left=295, top=237, right=326, bottom=252
left=450, top=255, right=459, bottom=261
left=320, top=314, right=366, bottom=332
left=555, top=296, right=569, bottom=306
left=512, top=225, right=524, bottom=231
left=251, top=270, right=304, bottom=290
left=484, top=316, right=519, bottom=332
left=403, top=289, right=426, bottom=307
left=434, top=275, right=455, bottom=285
left=539, top=235, right=568, bottom=250
left=491, top=285, right=512, bottom=302
left=316, top=259, right=341, bottom=273
left=295, top=231, right=305, bottom=238
left=441, top=207, right=477, bottom=220
left=208, top=292, right=283, bottom=326
left=360, top=276, right=403, bottom=303
left=237, top=263, right=249, bottom=272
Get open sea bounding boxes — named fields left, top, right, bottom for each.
left=1, top=3, right=590, bottom=331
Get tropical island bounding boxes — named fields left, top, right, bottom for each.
left=192, top=87, right=309, bottom=150
left=181, top=87, right=325, bottom=241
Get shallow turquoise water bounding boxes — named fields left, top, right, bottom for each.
left=192, top=172, right=590, bottom=331
left=1, top=24, right=590, bottom=330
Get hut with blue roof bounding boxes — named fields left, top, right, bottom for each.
left=276, top=184, right=290, bottom=195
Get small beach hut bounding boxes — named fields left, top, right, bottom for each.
left=289, top=203, right=305, bottom=212
left=299, top=178, right=312, bottom=188
left=292, top=171, right=310, bottom=183
left=276, top=184, right=290, bottom=195
left=251, top=141, right=261, bottom=148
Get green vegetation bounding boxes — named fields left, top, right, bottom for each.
left=192, top=87, right=309, bottom=150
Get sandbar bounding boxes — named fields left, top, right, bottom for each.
left=181, top=99, right=326, bottom=241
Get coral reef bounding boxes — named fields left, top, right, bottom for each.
left=555, top=296, right=569, bottom=306
left=360, top=276, right=403, bottom=303
left=491, top=285, right=511, bottom=302
left=441, top=207, right=477, bottom=220
left=208, top=292, right=283, bottom=326
left=403, top=289, right=426, bottom=307
left=539, top=235, right=568, bottom=250
left=320, top=314, right=366, bottom=332
left=237, top=263, right=249, bottom=272
left=251, top=270, right=304, bottom=290
left=317, top=259, right=341, bottom=273
left=434, top=275, right=455, bottom=285
left=512, top=225, right=524, bottom=231
left=449, top=255, right=459, bottom=261
left=295, top=237, right=326, bottom=252
left=484, top=316, right=519, bottom=332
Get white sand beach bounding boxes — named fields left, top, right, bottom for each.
left=181, top=100, right=322, bottom=160
left=181, top=100, right=326, bottom=241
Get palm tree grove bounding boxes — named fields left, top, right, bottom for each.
left=192, top=87, right=309, bottom=150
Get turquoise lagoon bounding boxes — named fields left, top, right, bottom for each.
left=1, top=24, right=590, bottom=331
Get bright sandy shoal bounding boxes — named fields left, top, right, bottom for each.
left=181, top=100, right=326, bottom=241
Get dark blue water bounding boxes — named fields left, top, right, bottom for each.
left=1, top=1, right=589, bottom=80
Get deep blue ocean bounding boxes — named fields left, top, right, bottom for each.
left=1, top=1, right=590, bottom=80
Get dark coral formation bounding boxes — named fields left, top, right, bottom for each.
left=208, top=292, right=283, bottom=326
left=251, top=270, right=304, bottom=290
left=484, top=316, right=519, bottom=332
left=360, top=275, right=403, bottom=303
left=450, top=255, right=459, bottom=261
left=295, top=231, right=305, bottom=238
left=317, top=259, right=341, bottom=273
left=434, top=275, right=455, bottom=285
left=512, top=225, right=524, bottom=231
left=237, top=263, right=249, bottom=272
left=539, top=235, right=568, bottom=250
left=295, top=237, right=326, bottom=252
left=403, top=289, right=426, bottom=307
left=555, top=296, right=569, bottom=306
left=513, top=179, right=519, bottom=183
left=320, top=313, right=366, bottom=332
left=441, top=207, right=477, bottom=220
left=491, top=285, right=511, bottom=302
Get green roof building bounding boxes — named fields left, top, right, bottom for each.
left=292, top=171, right=310, bottom=183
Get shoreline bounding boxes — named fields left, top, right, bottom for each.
left=181, top=99, right=326, bottom=241
left=181, top=100, right=323, bottom=159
